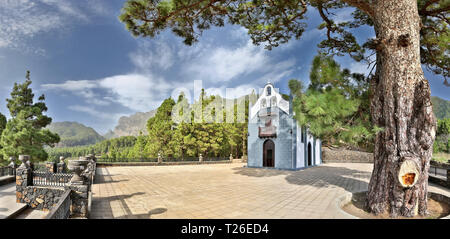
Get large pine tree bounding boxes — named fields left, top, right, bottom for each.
left=118, top=0, right=448, bottom=217
left=0, top=71, right=60, bottom=162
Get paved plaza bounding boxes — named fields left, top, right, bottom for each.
left=91, top=163, right=450, bottom=219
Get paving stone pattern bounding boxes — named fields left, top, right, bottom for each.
left=90, top=163, right=450, bottom=219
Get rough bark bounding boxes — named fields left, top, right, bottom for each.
left=366, top=0, right=436, bottom=217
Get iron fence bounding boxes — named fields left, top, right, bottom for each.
left=33, top=163, right=46, bottom=171
left=45, top=190, right=71, bottom=219
left=164, top=157, right=198, bottom=162
left=97, top=158, right=158, bottom=163
left=97, top=157, right=231, bottom=163
left=203, top=157, right=230, bottom=162
left=0, top=166, right=13, bottom=177
left=33, top=171, right=73, bottom=187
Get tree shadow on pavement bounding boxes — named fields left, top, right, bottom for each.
left=233, top=165, right=371, bottom=193
left=90, top=191, right=146, bottom=219
left=231, top=167, right=292, bottom=177
left=114, top=207, right=168, bottom=219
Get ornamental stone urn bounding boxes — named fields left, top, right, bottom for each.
left=199, top=154, right=203, bottom=163
left=8, top=156, right=16, bottom=168
left=8, top=156, right=17, bottom=175
left=229, top=154, right=233, bottom=161
left=57, top=156, right=66, bottom=173
left=78, top=157, right=90, bottom=175
left=157, top=153, right=162, bottom=164
left=68, top=159, right=89, bottom=184
left=19, top=155, right=30, bottom=169
left=86, top=154, right=93, bottom=161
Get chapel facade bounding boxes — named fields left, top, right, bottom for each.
left=247, top=82, right=322, bottom=170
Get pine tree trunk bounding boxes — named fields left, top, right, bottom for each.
left=366, top=0, right=436, bottom=217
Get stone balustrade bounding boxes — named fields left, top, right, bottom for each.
left=14, top=154, right=97, bottom=218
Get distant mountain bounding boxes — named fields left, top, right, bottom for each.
left=104, top=110, right=156, bottom=139
left=48, top=122, right=105, bottom=147
left=432, top=96, right=450, bottom=119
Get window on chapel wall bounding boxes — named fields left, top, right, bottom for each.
left=261, top=98, right=267, bottom=108
left=267, top=86, right=271, bottom=96
left=301, top=127, right=304, bottom=143
left=270, top=96, right=277, bottom=107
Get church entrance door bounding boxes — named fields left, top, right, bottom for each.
left=263, top=139, right=275, bottom=167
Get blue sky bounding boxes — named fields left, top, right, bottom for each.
left=0, top=0, right=448, bottom=134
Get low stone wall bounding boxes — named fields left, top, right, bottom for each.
left=17, top=186, right=65, bottom=211
left=429, top=161, right=450, bottom=188
left=0, top=175, right=15, bottom=186
left=97, top=160, right=232, bottom=167
left=322, top=147, right=374, bottom=163
left=431, top=160, right=450, bottom=169
left=66, top=184, right=89, bottom=217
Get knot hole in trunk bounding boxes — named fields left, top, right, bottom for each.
left=397, top=34, right=410, bottom=47
left=398, top=158, right=420, bottom=188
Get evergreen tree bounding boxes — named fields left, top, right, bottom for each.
left=0, top=71, right=60, bottom=162
left=0, top=113, right=5, bottom=134
left=146, top=98, right=176, bottom=157
left=170, top=94, right=192, bottom=159
left=131, top=131, right=148, bottom=160
left=290, top=54, right=379, bottom=150
left=433, top=118, right=450, bottom=153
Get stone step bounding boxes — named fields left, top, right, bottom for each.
left=0, top=182, right=29, bottom=219
left=12, top=207, right=48, bottom=219
left=0, top=176, right=15, bottom=186
left=0, top=203, right=28, bottom=219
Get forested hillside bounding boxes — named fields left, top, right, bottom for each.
left=46, top=136, right=136, bottom=160
left=432, top=96, right=450, bottom=119
left=47, top=122, right=104, bottom=147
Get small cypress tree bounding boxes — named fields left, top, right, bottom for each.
left=0, top=71, right=60, bottom=162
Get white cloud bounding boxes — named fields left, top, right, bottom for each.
left=68, top=105, right=114, bottom=119
left=86, top=0, right=113, bottom=16
left=98, top=74, right=172, bottom=112
left=333, top=8, right=354, bottom=24
left=40, top=0, right=88, bottom=21
left=257, top=59, right=296, bottom=84
left=0, top=0, right=108, bottom=51
left=43, top=73, right=175, bottom=112
left=229, top=27, right=249, bottom=41
left=349, top=62, right=371, bottom=75
left=42, top=80, right=98, bottom=91
left=41, top=80, right=110, bottom=106
left=129, top=40, right=174, bottom=71
left=183, top=40, right=269, bottom=82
